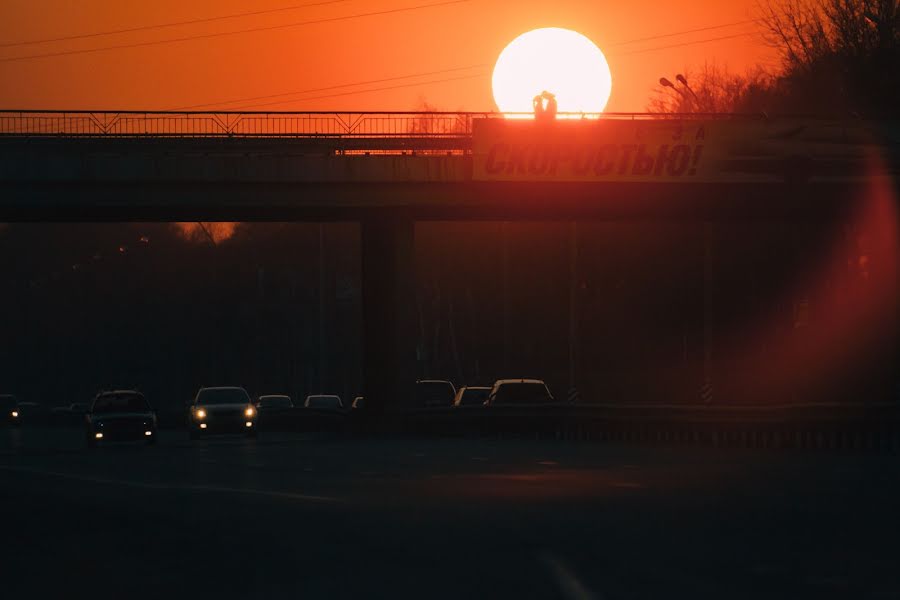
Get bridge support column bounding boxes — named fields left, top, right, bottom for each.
left=361, top=217, right=416, bottom=414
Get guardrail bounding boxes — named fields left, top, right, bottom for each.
left=0, top=110, right=761, bottom=138
left=26, top=402, right=899, bottom=452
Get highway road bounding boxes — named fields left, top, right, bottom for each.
left=1, top=426, right=899, bottom=599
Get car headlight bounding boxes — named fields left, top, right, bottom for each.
left=244, top=406, right=255, bottom=417
left=11, top=411, right=18, bottom=418
left=195, top=409, right=207, bottom=419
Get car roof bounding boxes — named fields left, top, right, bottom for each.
left=306, top=394, right=340, bottom=399
left=96, top=389, right=142, bottom=397
left=417, top=379, right=453, bottom=385
left=461, top=386, right=491, bottom=391
left=493, top=379, right=547, bottom=386
left=259, top=394, right=290, bottom=399
left=199, top=386, right=247, bottom=391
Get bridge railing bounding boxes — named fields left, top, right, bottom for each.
left=0, top=111, right=490, bottom=138
left=0, top=110, right=752, bottom=138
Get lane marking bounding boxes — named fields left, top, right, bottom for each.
left=541, top=553, right=602, bottom=600
left=0, top=464, right=341, bottom=504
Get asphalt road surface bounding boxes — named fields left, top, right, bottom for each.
left=1, top=426, right=899, bottom=599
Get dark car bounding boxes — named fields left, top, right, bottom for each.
left=485, top=379, right=556, bottom=406
left=11, top=401, right=47, bottom=425
left=51, top=402, right=89, bottom=425
left=2, top=394, right=18, bottom=425
left=304, top=394, right=344, bottom=412
left=453, top=386, right=491, bottom=407
left=189, top=387, right=257, bottom=439
left=85, top=390, right=158, bottom=447
left=415, top=380, right=457, bottom=408
left=256, top=394, right=294, bottom=411
left=255, top=395, right=294, bottom=427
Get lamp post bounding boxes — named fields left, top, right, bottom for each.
left=676, top=74, right=701, bottom=105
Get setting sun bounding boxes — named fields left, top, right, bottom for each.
left=492, top=27, right=613, bottom=117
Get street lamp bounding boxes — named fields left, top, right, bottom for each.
left=676, top=74, right=701, bottom=104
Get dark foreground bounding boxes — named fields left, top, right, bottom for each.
left=1, top=427, right=898, bottom=599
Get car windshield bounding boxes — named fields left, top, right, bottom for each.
left=197, top=388, right=251, bottom=405
left=306, top=396, right=342, bottom=409
left=459, top=388, right=490, bottom=405
left=259, top=396, right=292, bottom=408
left=417, top=382, right=454, bottom=405
left=92, top=393, right=149, bottom=413
left=492, top=383, right=552, bottom=405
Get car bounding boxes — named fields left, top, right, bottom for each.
left=10, top=401, right=47, bottom=425
left=256, top=394, right=294, bottom=411
left=51, top=402, right=89, bottom=425
left=53, top=402, right=87, bottom=414
left=453, top=386, right=491, bottom=407
left=2, top=394, right=18, bottom=425
left=351, top=396, right=366, bottom=410
left=188, top=387, right=257, bottom=439
left=415, top=380, right=457, bottom=408
left=85, top=390, right=158, bottom=447
left=304, top=395, right=344, bottom=412
left=485, top=379, right=556, bottom=406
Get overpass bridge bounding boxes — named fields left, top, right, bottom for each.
left=1, top=110, right=897, bottom=411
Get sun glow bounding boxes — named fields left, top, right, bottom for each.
left=492, top=28, right=612, bottom=117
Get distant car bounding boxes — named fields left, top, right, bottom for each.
left=85, top=390, right=157, bottom=447
left=304, top=395, right=344, bottom=412
left=453, top=386, right=491, bottom=407
left=351, top=396, right=365, bottom=410
left=1, top=394, right=18, bottom=425
left=51, top=402, right=88, bottom=424
left=53, top=402, right=87, bottom=414
left=415, top=380, right=457, bottom=408
left=11, top=401, right=46, bottom=425
left=485, top=379, right=555, bottom=406
left=189, top=387, right=257, bottom=439
left=256, top=395, right=294, bottom=411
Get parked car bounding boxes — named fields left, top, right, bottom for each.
left=1, top=394, right=18, bottom=425
left=85, top=390, right=158, bottom=447
left=485, top=379, right=555, bottom=406
left=453, top=386, right=491, bottom=407
left=304, top=395, right=344, bottom=412
left=415, top=380, right=457, bottom=408
left=188, top=387, right=257, bottom=439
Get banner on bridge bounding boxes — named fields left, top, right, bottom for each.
left=472, top=118, right=895, bottom=183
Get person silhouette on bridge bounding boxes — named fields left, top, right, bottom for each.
left=541, top=91, right=558, bottom=119
left=533, top=91, right=558, bottom=121
left=533, top=93, right=546, bottom=119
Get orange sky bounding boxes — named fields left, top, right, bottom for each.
left=0, top=0, right=778, bottom=113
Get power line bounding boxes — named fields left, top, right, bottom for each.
left=0, top=0, right=474, bottom=64
left=173, top=22, right=763, bottom=110
left=608, top=19, right=756, bottom=47
left=0, top=0, right=359, bottom=49
left=616, top=31, right=757, bottom=56
left=229, top=72, right=491, bottom=110
left=173, top=64, right=490, bottom=110
left=228, top=28, right=759, bottom=108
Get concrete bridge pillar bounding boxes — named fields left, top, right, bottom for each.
left=360, top=217, right=416, bottom=414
